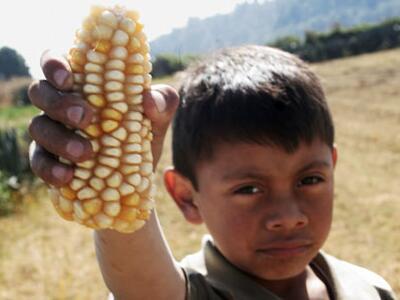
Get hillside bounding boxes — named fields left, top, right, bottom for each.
left=150, top=0, right=400, bottom=56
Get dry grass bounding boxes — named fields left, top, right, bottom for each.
left=0, top=49, right=399, bottom=299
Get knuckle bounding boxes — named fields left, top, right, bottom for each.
left=28, top=115, right=43, bottom=137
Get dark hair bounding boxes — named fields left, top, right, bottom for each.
left=173, top=45, right=334, bottom=188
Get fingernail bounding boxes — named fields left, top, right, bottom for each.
left=52, top=166, right=66, bottom=180
left=152, top=90, right=166, bottom=113
left=67, top=106, right=84, bottom=125
left=54, top=69, right=69, bottom=87
left=66, top=140, right=84, bottom=158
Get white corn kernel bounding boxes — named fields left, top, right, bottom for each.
left=73, top=73, right=84, bottom=83
left=74, top=201, right=90, bottom=220
left=87, top=50, right=108, bottom=64
left=104, top=202, right=121, bottom=217
left=124, top=154, right=142, bottom=164
left=105, top=70, right=125, bottom=82
left=89, top=177, right=105, bottom=191
left=110, top=46, right=128, bottom=60
left=112, top=29, right=129, bottom=46
left=101, top=135, right=121, bottom=147
left=106, top=92, right=125, bottom=102
left=76, top=29, right=91, bottom=43
left=83, top=84, right=102, bottom=94
left=94, top=213, right=114, bottom=228
left=102, top=147, right=122, bottom=157
left=75, top=168, right=91, bottom=180
left=110, top=102, right=128, bottom=113
left=106, top=59, right=125, bottom=70
left=90, top=140, right=100, bottom=152
left=119, top=183, right=135, bottom=195
left=78, top=187, right=97, bottom=199
left=142, top=140, right=151, bottom=152
left=126, top=84, right=144, bottom=95
left=92, top=24, right=113, bottom=40
left=94, top=166, right=113, bottom=178
left=140, top=163, right=153, bottom=176
left=127, top=173, right=142, bottom=186
left=127, top=133, right=141, bottom=143
left=128, top=53, right=144, bottom=64
left=120, top=17, right=136, bottom=33
left=102, top=188, right=120, bottom=201
left=121, top=165, right=140, bottom=175
left=99, top=156, right=120, bottom=168
left=127, top=94, right=143, bottom=104
left=99, top=10, right=118, bottom=28
left=124, top=143, right=142, bottom=153
left=111, top=127, right=128, bottom=141
left=106, top=172, right=123, bottom=187
left=59, top=196, right=73, bottom=213
left=83, top=199, right=102, bottom=215
left=70, top=178, right=85, bottom=191
left=126, top=75, right=144, bottom=84
left=86, top=73, right=103, bottom=85
left=136, top=177, right=150, bottom=193
left=105, top=81, right=123, bottom=92
left=126, top=111, right=143, bottom=121
left=85, top=63, right=104, bottom=73
left=125, top=121, right=142, bottom=132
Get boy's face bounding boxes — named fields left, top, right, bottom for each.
left=189, top=139, right=336, bottom=281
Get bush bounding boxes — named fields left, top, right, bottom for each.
left=152, top=54, right=198, bottom=78
left=0, top=128, right=34, bottom=216
left=0, top=170, right=14, bottom=216
left=12, top=83, right=31, bottom=106
left=270, top=17, right=400, bottom=62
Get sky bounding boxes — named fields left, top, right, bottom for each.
left=0, top=0, right=253, bottom=79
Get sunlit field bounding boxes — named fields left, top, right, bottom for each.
left=0, top=48, right=399, bottom=299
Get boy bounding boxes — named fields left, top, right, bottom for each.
left=28, top=46, right=396, bottom=300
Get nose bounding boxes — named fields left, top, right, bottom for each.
left=264, top=198, right=308, bottom=231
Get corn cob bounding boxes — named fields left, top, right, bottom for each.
left=49, top=5, right=155, bottom=233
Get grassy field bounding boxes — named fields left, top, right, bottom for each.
left=0, top=48, right=399, bottom=299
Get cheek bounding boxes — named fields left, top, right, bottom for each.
left=304, top=188, right=334, bottom=238
left=199, top=197, right=256, bottom=244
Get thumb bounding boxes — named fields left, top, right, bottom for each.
left=142, top=84, right=180, bottom=167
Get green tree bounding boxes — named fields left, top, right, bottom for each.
left=0, top=47, right=31, bottom=80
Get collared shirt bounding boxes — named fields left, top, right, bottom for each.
left=180, top=236, right=397, bottom=300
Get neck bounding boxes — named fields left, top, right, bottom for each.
left=254, top=267, right=329, bottom=300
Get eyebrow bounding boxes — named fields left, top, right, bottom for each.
left=298, top=160, right=331, bottom=174
left=220, top=160, right=331, bottom=182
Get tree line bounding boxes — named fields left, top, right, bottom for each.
left=270, top=17, right=400, bottom=62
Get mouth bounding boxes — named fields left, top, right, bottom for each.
left=256, top=241, right=313, bottom=258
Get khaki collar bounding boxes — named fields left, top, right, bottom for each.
left=200, top=237, right=384, bottom=300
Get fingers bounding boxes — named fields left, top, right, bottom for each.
left=142, top=85, right=180, bottom=167
left=40, top=50, right=73, bottom=91
left=29, top=142, right=74, bottom=187
left=29, top=114, right=94, bottom=163
left=28, top=80, right=94, bottom=129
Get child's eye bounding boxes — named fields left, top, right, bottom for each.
left=297, top=176, right=324, bottom=187
left=234, top=185, right=261, bottom=195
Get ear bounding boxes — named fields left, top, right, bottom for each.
left=163, top=167, right=203, bottom=225
left=331, top=144, right=338, bottom=168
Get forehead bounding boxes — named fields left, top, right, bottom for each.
left=196, top=140, right=333, bottom=180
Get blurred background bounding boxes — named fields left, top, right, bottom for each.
left=0, top=0, right=399, bottom=299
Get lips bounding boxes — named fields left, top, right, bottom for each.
left=256, top=240, right=313, bottom=258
